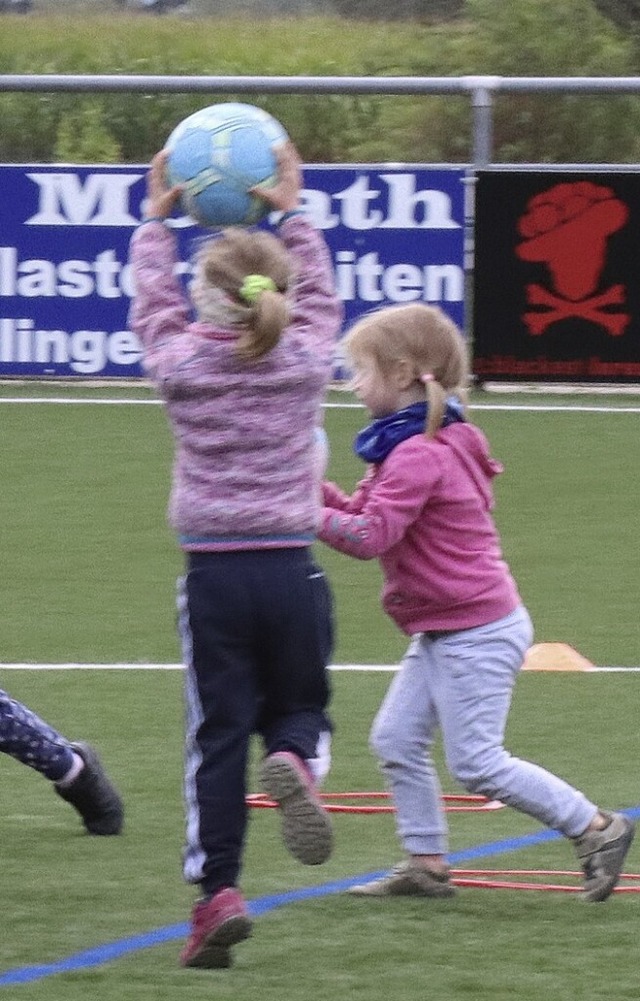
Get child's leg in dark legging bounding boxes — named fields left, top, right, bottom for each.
left=0, top=688, right=75, bottom=780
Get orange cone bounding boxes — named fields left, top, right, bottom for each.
left=522, top=642, right=594, bottom=672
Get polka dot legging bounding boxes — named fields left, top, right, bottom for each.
left=0, top=689, right=74, bottom=781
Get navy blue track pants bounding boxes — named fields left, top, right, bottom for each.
left=177, top=547, right=334, bottom=896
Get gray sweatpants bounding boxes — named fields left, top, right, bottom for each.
left=370, top=605, right=597, bottom=857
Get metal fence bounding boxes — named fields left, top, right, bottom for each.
left=3, top=73, right=640, bottom=381
left=3, top=73, right=640, bottom=166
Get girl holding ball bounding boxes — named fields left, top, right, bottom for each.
left=129, top=140, right=342, bottom=969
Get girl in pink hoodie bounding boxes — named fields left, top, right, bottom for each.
left=319, top=303, right=633, bottom=903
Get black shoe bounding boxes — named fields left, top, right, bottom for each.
left=55, top=741, right=124, bottom=836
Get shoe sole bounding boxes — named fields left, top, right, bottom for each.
left=259, top=756, right=333, bottom=865
left=582, top=818, right=635, bottom=902
left=180, top=914, right=253, bottom=969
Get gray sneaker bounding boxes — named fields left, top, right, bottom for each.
left=574, top=812, right=635, bottom=902
left=259, top=751, right=333, bottom=865
left=348, top=861, right=456, bottom=898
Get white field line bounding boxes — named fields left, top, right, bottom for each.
left=0, top=663, right=639, bottom=672
left=0, top=397, right=162, bottom=405
left=1, top=396, right=640, bottom=413
left=0, top=662, right=395, bottom=671
left=467, top=404, right=640, bottom=413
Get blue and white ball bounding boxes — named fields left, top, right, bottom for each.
left=165, top=102, right=288, bottom=228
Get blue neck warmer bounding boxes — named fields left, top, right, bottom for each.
left=354, top=399, right=465, bottom=464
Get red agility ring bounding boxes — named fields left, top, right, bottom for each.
left=450, top=869, right=640, bottom=893
left=246, top=790, right=505, bottom=814
left=247, top=792, right=640, bottom=891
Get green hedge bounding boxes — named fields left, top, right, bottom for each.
left=1, top=0, right=640, bottom=164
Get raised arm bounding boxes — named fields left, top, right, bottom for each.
left=127, top=151, right=191, bottom=380
left=253, top=142, right=343, bottom=352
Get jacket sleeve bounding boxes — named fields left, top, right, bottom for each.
left=318, top=440, right=441, bottom=560
left=322, top=480, right=353, bottom=509
left=278, top=215, right=343, bottom=362
left=322, top=470, right=375, bottom=511
left=127, top=222, right=192, bottom=383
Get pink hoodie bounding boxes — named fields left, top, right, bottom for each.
left=319, top=422, right=521, bottom=635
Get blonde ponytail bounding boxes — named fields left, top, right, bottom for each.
left=235, top=290, right=290, bottom=361
left=194, top=227, right=293, bottom=361
left=422, top=376, right=448, bottom=439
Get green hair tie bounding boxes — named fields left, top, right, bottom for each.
left=239, top=274, right=277, bottom=305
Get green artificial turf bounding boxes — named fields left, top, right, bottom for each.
left=2, top=386, right=640, bottom=664
left=1, top=385, right=640, bottom=999
left=1, top=669, right=639, bottom=999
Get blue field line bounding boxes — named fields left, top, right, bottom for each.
left=3, top=809, right=640, bottom=987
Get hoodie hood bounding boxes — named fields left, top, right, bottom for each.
left=437, top=421, right=503, bottom=510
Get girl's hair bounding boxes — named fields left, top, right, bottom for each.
left=198, top=227, right=293, bottom=361
left=345, top=303, right=470, bottom=438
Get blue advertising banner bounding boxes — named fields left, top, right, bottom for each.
left=0, top=164, right=465, bottom=378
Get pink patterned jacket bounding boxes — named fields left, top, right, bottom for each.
left=128, top=216, right=342, bottom=550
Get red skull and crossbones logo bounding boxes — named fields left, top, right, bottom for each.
left=515, top=181, right=629, bottom=337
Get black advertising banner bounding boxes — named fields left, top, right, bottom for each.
left=473, top=171, right=640, bottom=382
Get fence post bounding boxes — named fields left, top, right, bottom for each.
left=465, top=76, right=499, bottom=168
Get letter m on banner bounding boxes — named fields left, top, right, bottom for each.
left=25, top=173, right=140, bottom=227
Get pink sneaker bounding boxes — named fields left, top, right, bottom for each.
left=180, top=887, right=252, bottom=969
left=259, top=751, right=333, bottom=865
